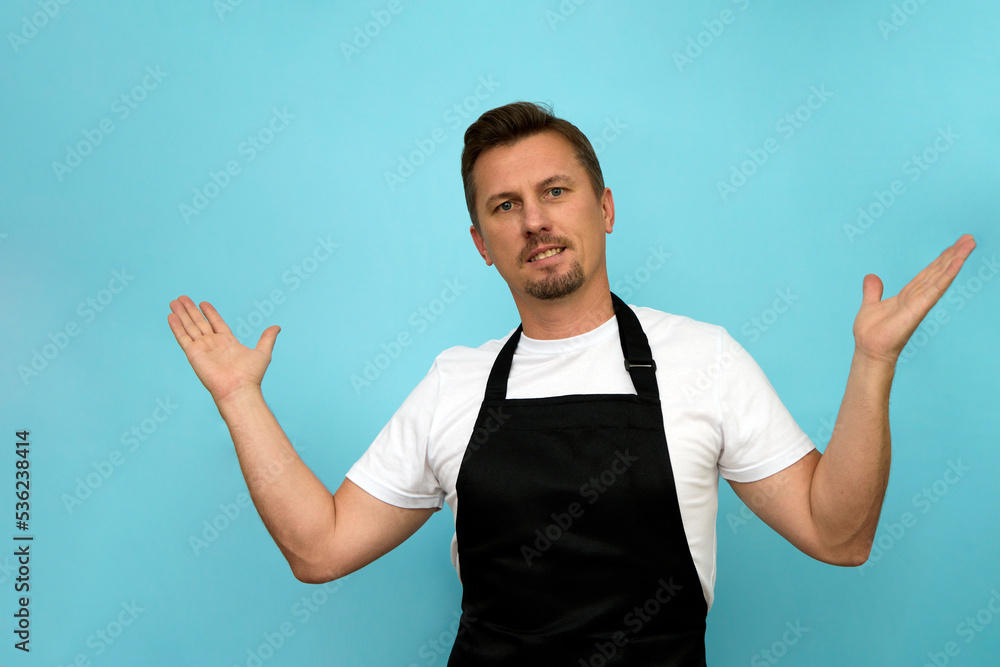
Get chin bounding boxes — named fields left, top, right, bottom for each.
left=523, top=262, right=585, bottom=300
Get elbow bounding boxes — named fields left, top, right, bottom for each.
left=843, top=541, right=874, bottom=568
left=290, top=560, right=343, bottom=584
left=820, top=537, right=873, bottom=568
left=832, top=550, right=870, bottom=568
left=292, top=569, right=335, bottom=585
left=283, top=528, right=345, bottom=584
left=286, top=548, right=346, bottom=584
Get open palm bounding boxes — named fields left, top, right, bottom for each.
left=167, top=295, right=280, bottom=405
left=852, top=234, right=976, bottom=365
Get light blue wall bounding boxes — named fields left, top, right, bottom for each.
left=2, top=1, right=997, bottom=665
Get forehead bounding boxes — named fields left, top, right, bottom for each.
left=473, top=131, right=582, bottom=200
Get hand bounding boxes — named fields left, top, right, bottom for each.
left=852, top=234, right=977, bottom=365
left=167, top=295, right=280, bottom=405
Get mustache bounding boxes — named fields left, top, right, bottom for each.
left=519, top=236, right=571, bottom=264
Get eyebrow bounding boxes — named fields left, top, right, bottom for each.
left=483, top=174, right=576, bottom=210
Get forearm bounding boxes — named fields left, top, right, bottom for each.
left=216, top=388, right=336, bottom=577
left=810, top=348, right=895, bottom=562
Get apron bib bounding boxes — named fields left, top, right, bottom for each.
left=448, top=294, right=707, bottom=666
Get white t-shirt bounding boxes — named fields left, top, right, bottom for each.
left=346, top=305, right=814, bottom=609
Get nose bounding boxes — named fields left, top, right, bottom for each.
left=520, top=199, right=551, bottom=237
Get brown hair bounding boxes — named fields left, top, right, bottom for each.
left=461, top=101, right=604, bottom=231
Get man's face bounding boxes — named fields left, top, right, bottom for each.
left=469, top=131, right=614, bottom=304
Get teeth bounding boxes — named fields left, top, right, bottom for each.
left=529, top=247, right=564, bottom=262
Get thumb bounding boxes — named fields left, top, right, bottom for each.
left=861, top=273, right=884, bottom=305
left=256, top=325, right=281, bottom=354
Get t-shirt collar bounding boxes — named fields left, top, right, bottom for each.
left=515, top=313, right=620, bottom=355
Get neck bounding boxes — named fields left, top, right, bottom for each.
left=512, top=278, right=615, bottom=340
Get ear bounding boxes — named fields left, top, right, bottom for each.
left=470, top=225, right=494, bottom=266
left=601, top=187, right=615, bottom=234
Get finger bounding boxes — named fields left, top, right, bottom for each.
left=256, top=325, right=281, bottom=355
left=178, top=295, right=214, bottom=336
left=903, top=234, right=977, bottom=301
left=200, top=300, right=233, bottom=336
left=861, top=274, right=884, bottom=305
left=166, top=311, right=193, bottom=349
left=926, top=235, right=975, bottom=283
left=932, top=248, right=974, bottom=294
left=894, top=235, right=972, bottom=303
left=169, top=296, right=207, bottom=340
left=934, top=234, right=977, bottom=284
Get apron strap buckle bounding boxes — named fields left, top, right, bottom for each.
left=624, top=359, right=657, bottom=372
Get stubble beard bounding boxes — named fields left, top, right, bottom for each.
left=523, top=260, right=585, bottom=300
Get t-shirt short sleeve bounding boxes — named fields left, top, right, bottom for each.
left=345, top=362, right=446, bottom=510
left=715, top=329, right=815, bottom=483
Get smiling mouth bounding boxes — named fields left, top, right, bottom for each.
left=528, top=247, right=565, bottom=262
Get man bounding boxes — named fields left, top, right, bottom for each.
left=167, top=101, right=976, bottom=664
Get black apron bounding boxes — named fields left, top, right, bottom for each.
left=448, top=293, right=708, bottom=666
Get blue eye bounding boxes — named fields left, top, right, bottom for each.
left=499, top=201, right=513, bottom=211
left=550, top=187, right=564, bottom=197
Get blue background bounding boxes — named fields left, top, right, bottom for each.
left=2, top=1, right=998, bottom=665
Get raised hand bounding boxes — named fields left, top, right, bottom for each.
left=167, top=295, right=280, bottom=405
left=852, top=234, right=976, bottom=365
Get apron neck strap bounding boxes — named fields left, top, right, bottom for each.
left=611, top=292, right=659, bottom=398
left=484, top=293, right=660, bottom=401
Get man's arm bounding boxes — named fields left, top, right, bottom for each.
left=729, top=234, right=976, bottom=566
left=168, top=296, right=435, bottom=583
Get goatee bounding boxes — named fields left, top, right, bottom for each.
left=524, top=260, right=585, bottom=300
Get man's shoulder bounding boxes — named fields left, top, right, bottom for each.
left=430, top=328, right=518, bottom=367
left=628, top=303, right=729, bottom=343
